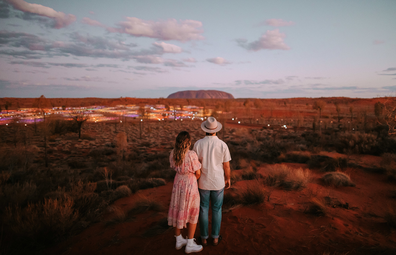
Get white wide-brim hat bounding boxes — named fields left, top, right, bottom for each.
left=201, top=117, right=222, bottom=133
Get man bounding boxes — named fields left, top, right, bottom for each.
left=193, top=117, right=231, bottom=246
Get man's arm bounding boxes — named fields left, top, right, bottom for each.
left=223, top=161, right=231, bottom=189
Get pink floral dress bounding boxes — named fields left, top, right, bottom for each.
left=168, top=150, right=201, bottom=229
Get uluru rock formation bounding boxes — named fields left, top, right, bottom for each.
left=167, top=90, right=234, bottom=99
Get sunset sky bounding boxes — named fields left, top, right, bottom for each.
left=0, top=0, right=395, bottom=99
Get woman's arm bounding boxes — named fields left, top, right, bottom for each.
left=195, top=169, right=201, bottom=180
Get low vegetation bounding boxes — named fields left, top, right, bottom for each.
left=321, top=172, right=355, bottom=187
left=263, top=165, right=311, bottom=191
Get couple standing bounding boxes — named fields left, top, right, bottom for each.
left=168, top=117, right=232, bottom=253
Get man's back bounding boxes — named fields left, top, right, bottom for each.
left=193, top=136, right=231, bottom=190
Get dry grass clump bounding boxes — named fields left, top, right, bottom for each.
left=237, top=181, right=267, bottom=205
left=105, top=205, right=126, bottom=225
left=1, top=181, right=37, bottom=208
left=263, top=165, right=312, bottom=191
left=230, top=171, right=242, bottom=183
left=305, top=198, right=327, bottom=216
left=279, top=151, right=311, bottom=163
left=5, top=197, right=78, bottom=239
left=321, top=172, right=355, bottom=187
left=241, top=167, right=261, bottom=180
left=128, top=195, right=165, bottom=214
left=113, top=185, right=132, bottom=199
left=128, top=178, right=166, bottom=193
left=308, top=155, right=347, bottom=172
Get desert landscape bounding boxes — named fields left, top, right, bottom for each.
left=1, top=96, right=396, bottom=255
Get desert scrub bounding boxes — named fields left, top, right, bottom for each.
left=335, top=132, right=378, bottom=154
left=321, top=172, right=355, bottom=187
left=0, top=145, right=39, bottom=171
left=128, top=178, right=166, bottom=193
left=237, top=181, right=267, bottom=205
left=230, top=171, right=242, bottom=183
left=128, top=195, right=165, bottom=214
left=113, top=185, right=132, bottom=199
left=5, top=197, right=78, bottom=241
left=305, top=198, right=327, bottom=216
left=308, top=155, right=347, bottom=172
left=278, top=151, right=311, bottom=163
left=263, top=164, right=311, bottom=191
left=0, top=181, right=37, bottom=209
left=241, top=166, right=261, bottom=180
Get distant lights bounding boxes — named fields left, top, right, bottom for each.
left=238, top=121, right=240, bottom=124
left=232, top=118, right=234, bottom=120
left=140, top=119, right=143, bottom=122
left=120, top=120, right=122, bottom=123
left=25, top=124, right=27, bottom=126
left=268, top=124, right=270, bottom=126
left=6, top=124, right=8, bottom=126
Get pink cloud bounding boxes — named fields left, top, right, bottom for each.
left=153, top=42, right=182, bottom=53
left=4, top=0, right=76, bottom=28
left=82, top=17, right=105, bottom=28
left=183, top=57, right=197, bottom=63
left=237, top=29, right=290, bottom=51
left=109, top=17, right=204, bottom=41
left=134, top=55, right=164, bottom=64
left=263, top=19, right=294, bottom=27
left=206, top=57, right=231, bottom=65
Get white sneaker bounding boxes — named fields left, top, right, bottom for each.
left=185, top=238, right=203, bottom=254
left=175, top=234, right=188, bottom=250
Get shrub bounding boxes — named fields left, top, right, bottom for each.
left=305, top=198, right=327, bottom=216
left=230, top=171, right=241, bottom=183
left=237, top=181, right=267, bottom=205
left=241, top=167, right=260, bottom=180
left=114, top=185, right=132, bottom=199
left=263, top=165, right=311, bottom=191
left=128, top=178, right=166, bottom=193
left=1, top=181, right=37, bottom=208
left=5, top=197, right=78, bottom=240
left=279, top=151, right=311, bottom=163
left=105, top=205, right=126, bottom=225
left=308, top=155, right=347, bottom=172
left=67, top=158, right=87, bottom=169
left=335, top=132, right=378, bottom=154
left=128, top=195, right=165, bottom=214
left=321, top=172, right=355, bottom=187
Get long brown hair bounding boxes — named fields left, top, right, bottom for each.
left=173, top=131, right=191, bottom=166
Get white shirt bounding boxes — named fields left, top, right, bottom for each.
left=193, top=136, right=232, bottom=190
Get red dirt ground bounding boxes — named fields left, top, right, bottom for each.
left=46, top=160, right=396, bottom=255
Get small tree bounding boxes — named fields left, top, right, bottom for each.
left=349, top=106, right=354, bottom=122
left=377, top=100, right=396, bottom=136
left=72, top=111, right=88, bottom=139
left=313, top=100, right=326, bottom=119
left=374, top=101, right=385, bottom=121
left=334, top=102, right=342, bottom=123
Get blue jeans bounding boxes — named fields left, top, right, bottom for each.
left=198, top=188, right=224, bottom=239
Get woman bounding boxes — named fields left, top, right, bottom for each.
left=168, top=131, right=203, bottom=253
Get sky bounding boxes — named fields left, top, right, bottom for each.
left=0, top=0, right=395, bottom=99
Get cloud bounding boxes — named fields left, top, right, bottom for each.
left=134, top=55, right=164, bottom=64
left=164, top=59, right=188, bottom=67
left=81, top=17, right=106, bottom=28
left=236, top=29, right=290, bottom=51
left=64, top=76, right=103, bottom=82
left=373, top=40, right=385, bottom=45
left=311, top=86, right=358, bottom=91
left=206, top=57, right=231, bottom=65
left=152, top=42, right=182, bottom=53
left=383, top=67, right=396, bottom=72
left=183, top=57, right=197, bottom=63
left=260, top=19, right=294, bottom=27
left=0, top=1, right=11, bottom=18
left=235, top=79, right=285, bottom=86
left=382, top=85, right=396, bottom=90
left=305, top=77, right=327, bottom=80
left=128, top=65, right=167, bottom=73
left=70, top=32, right=137, bottom=51
left=0, top=30, right=49, bottom=50
left=108, top=17, right=204, bottom=41
left=4, top=0, right=76, bottom=28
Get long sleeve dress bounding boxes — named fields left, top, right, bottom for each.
left=168, top=150, right=201, bottom=229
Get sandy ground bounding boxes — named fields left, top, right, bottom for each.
left=46, top=160, right=396, bottom=255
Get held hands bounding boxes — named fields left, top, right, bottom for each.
left=225, top=179, right=231, bottom=189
